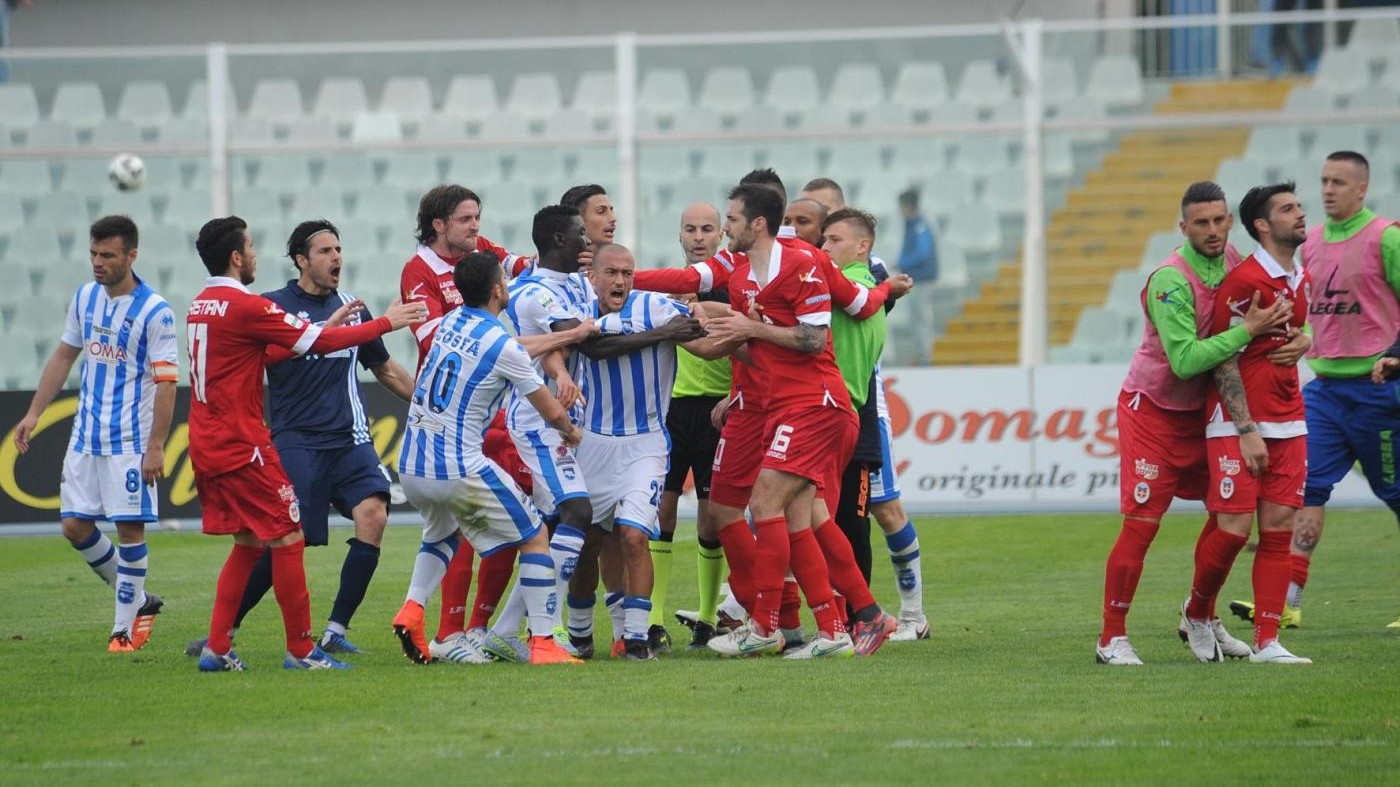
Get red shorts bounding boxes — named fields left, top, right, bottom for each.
left=761, top=405, right=859, bottom=489
left=197, top=451, right=301, bottom=541
left=1117, top=391, right=1209, bottom=519
left=709, top=406, right=767, bottom=509
left=483, top=415, right=532, bottom=494
left=1206, top=435, right=1307, bottom=513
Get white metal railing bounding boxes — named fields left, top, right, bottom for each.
left=2, top=4, right=1399, bottom=367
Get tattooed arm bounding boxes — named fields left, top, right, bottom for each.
left=704, top=312, right=828, bottom=355
left=1214, top=356, right=1268, bottom=475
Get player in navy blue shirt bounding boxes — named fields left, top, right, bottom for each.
left=184, top=220, right=416, bottom=657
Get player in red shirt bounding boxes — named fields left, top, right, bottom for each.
left=1184, top=182, right=1315, bottom=665
left=188, top=216, right=426, bottom=671
left=398, top=184, right=568, bottom=664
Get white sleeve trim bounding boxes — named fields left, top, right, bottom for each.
left=290, top=323, right=323, bottom=356
left=797, top=312, right=831, bottom=327
left=695, top=262, right=714, bottom=293
left=414, top=316, right=442, bottom=342
left=842, top=285, right=870, bottom=316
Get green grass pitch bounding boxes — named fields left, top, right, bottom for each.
left=2, top=510, right=1397, bottom=785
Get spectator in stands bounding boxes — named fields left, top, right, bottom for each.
left=898, top=188, right=938, bottom=284
left=1270, top=0, right=1323, bottom=76
left=0, top=1, right=33, bottom=84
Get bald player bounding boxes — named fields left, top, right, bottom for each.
left=653, top=202, right=735, bottom=650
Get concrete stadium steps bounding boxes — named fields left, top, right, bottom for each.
left=931, top=79, right=1295, bottom=365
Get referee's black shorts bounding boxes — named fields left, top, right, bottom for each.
left=664, top=395, right=724, bottom=499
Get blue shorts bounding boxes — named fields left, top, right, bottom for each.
left=1302, top=375, right=1400, bottom=507
left=868, top=416, right=902, bottom=504
left=277, top=442, right=392, bottom=546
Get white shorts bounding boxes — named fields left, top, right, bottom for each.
left=60, top=451, right=157, bottom=522
left=576, top=430, right=668, bottom=538
left=511, top=428, right=589, bottom=517
left=869, top=415, right=902, bottom=504
left=400, top=460, right=543, bottom=556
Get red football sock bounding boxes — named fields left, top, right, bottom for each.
left=751, top=516, right=790, bottom=636
left=468, top=546, right=517, bottom=630
left=269, top=539, right=314, bottom=659
left=1193, top=513, right=1219, bottom=618
left=778, top=580, right=801, bottom=630
left=1290, top=552, right=1310, bottom=591
left=209, top=543, right=264, bottom=654
left=435, top=539, right=475, bottom=641
left=1253, top=530, right=1292, bottom=647
left=1186, top=527, right=1248, bottom=621
left=1100, top=517, right=1160, bottom=646
left=788, top=527, right=841, bottom=638
left=813, top=518, right=877, bottom=613
left=717, top=519, right=758, bottom=614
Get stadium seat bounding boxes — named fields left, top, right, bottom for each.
left=0, top=84, right=40, bottom=128
left=335, top=222, right=382, bottom=259
left=1346, top=16, right=1400, bottom=56
left=980, top=170, right=1025, bottom=216
left=285, top=116, right=340, bottom=145
left=666, top=107, right=723, bottom=135
left=953, top=60, right=1011, bottom=110
left=1307, top=124, right=1370, bottom=160
left=1214, top=157, right=1268, bottom=200
left=116, top=80, right=174, bottom=129
left=572, top=146, right=620, bottom=182
left=321, top=153, right=376, bottom=189
left=640, top=145, right=695, bottom=180
left=1070, top=305, right=1133, bottom=350
left=543, top=107, right=607, bottom=139
left=1347, top=84, right=1400, bottom=111
left=230, top=186, right=284, bottom=230
left=90, top=118, right=143, bottom=148
left=828, top=63, right=886, bottom=111
left=0, top=193, right=23, bottom=234
left=288, top=186, right=349, bottom=221
left=825, top=141, right=885, bottom=184
left=158, top=117, right=209, bottom=147
left=888, top=138, right=948, bottom=178
left=246, top=78, right=306, bottom=122
left=928, top=101, right=979, bottom=125
left=96, top=192, right=156, bottom=226
left=1041, top=57, right=1080, bottom=110
left=856, top=175, right=912, bottom=213
left=943, top=205, right=1001, bottom=255
left=4, top=226, right=62, bottom=263
left=504, top=73, right=563, bottom=122
left=1106, top=268, right=1144, bottom=311
left=793, top=107, right=848, bottom=131
left=56, top=157, right=109, bottom=193
left=1243, top=126, right=1304, bottom=170
left=1085, top=54, right=1144, bottom=110
left=638, top=68, right=692, bottom=118
left=953, top=136, right=1012, bottom=177
left=860, top=102, right=919, bottom=130
left=414, top=116, right=467, bottom=143
left=571, top=70, right=617, bottom=115
left=25, top=119, right=78, bottom=148
left=181, top=80, right=237, bottom=120
left=477, top=112, right=531, bottom=141
left=1138, top=230, right=1181, bottom=270
left=445, top=149, right=505, bottom=186
left=160, top=189, right=214, bottom=230
left=762, top=143, right=820, bottom=185
left=484, top=181, right=537, bottom=229
left=1043, top=134, right=1074, bottom=180
left=253, top=154, right=315, bottom=193
left=989, top=99, right=1023, bottom=123
left=512, top=148, right=570, bottom=188
left=0, top=329, right=40, bottom=387
left=921, top=170, right=976, bottom=217
left=311, top=77, right=370, bottom=123
left=0, top=158, right=54, bottom=196
left=442, top=74, right=501, bottom=124
left=50, top=81, right=107, bottom=129
left=230, top=117, right=275, bottom=145
left=378, top=76, right=434, bottom=123
left=1283, top=86, right=1335, bottom=114
left=730, top=105, right=783, bottom=134
left=350, top=112, right=403, bottom=143
left=890, top=61, right=950, bottom=113
left=1313, top=48, right=1367, bottom=97
left=1052, top=95, right=1110, bottom=144
left=763, top=65, right=821, bottom=116
left=351, top=185, right=414, bottom=228
left=33, top=190, right=89, bottom=232
left=379, top=151, right=440, bottom=190
left=697, top=66, right=757, bottom=116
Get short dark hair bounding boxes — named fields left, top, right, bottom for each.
left=1325, top=150, right=1370, bottom=175
left=454, top=251, right=503, bottom=308
left=286, top=219, right=338, bottom=270
left=90, top=215, right=139, bottom=253
left=822, top=207, right=877, bottom=241
left=802, top=177, right=844, bottom=200
left=196, top=216, right=249, bottom=276
left=416, top=184, right=480, bottom=246
left=739, top=168, right=786, bottom=201
left=560, top=183, right=607, bottom=213
left=898, top=188, right=919, bottom=209
left=532, top=204, right=582, bottom=256
left=727, top=183, right=783, bottom=235
left=1180, top=180, right=1227, bottom=217
left=1238, top=181, right=1297, bottom=242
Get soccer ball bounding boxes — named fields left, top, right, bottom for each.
left=108, top=153, right=146, bottom=192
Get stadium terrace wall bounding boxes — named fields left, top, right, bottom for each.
left=0, top=366, right=1383, bottom=526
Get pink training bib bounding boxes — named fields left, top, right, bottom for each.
left=1303, top=216, right=1400, bottom=360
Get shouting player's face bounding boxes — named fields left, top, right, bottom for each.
left=678, top=203, right=721, bottom=264
left=590, top=247, right=635, bottom=315
left=580, top=194, right=616, bottom=245
left=1180, top=199, right=1232, bottom=259
left=299, top=231, right=343, bottom=294
left=725, top=198, right=757, bottom=254
left=1263, top=193, right=1308, bottom=249
left=820, top=220, right=870, bottom=266
left=89, top=236, right=135, bottom=288
left=783, top=200, right=825, bottom=247
left=438, top=199, right=482, bottom=257
left=1320, top=159, right=1367, bottom=222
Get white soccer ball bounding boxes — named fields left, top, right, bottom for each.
left=108, top=153, right=146, bottom=192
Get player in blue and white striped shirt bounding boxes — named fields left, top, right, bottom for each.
left=392, top=251, right=584, bottom=666
left=570, top=243, right=726, bottom=659
left=14, top=216, right=178, bottom=653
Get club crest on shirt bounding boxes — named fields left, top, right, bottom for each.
left=1133, top=481, right=1150, bottom=504
left=1219, top=476, right=1235, bottom=499
left=282, top=313, right=307, bottom=329
left=1134, top=458, right=1159, bottom=480
left=278, top=484, right=297, bottom=503
left=1217, top=455, right=1241, bottom=476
